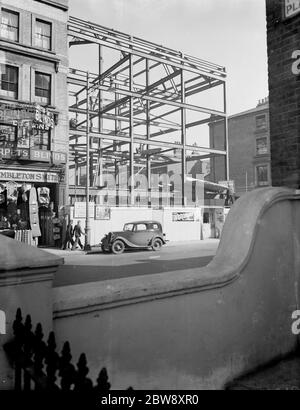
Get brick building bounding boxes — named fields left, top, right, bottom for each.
left=209, top=98, right=271, bottom=197
left=266, top=0, right=300, bottom=188
left=0, top=0, right=69, bottom=246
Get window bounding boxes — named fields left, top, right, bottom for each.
left=256, top=165, right=269, bottom=186
left=256, top=137, right=268, bottom=155
left=32, top=129, right=50, bottom=150
left=0, top=124, right=16, bottom=147
left=35, top=72, right=51, bottom=105
left=256, top=114, right=267, bottom=130
left=0, top=9, right=19, bottom=42
left=35, top=19, right=51, bottom=50
left=149, top=223, right=160, bottom=230
left=0, top=64, right=18, bottom=99
left=124, top=223, right=134, bottom=231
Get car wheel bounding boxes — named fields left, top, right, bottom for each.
left=101, top=244, right=110, bottom=254
left=112, top=240, right=125, bottom=254
left=152, top=238, right=163, bottom=251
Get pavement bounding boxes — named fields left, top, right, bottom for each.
left=44, top=239, right=219, bottom=288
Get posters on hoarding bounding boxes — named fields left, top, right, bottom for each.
left=95, top=206, right=111, bottom=220
left=172, top=211, right=195, bottom=222
left=74, top=202, right=95, bottom=218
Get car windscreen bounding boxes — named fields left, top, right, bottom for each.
left=123, top=223, right=134, bottom=231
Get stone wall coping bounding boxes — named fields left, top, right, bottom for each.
left=53, top=187, right=298, bottom=318
left=0, top=235, right=63, bottom=273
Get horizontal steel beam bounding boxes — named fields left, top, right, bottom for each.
left=97, top=69, right=181, bottom=115
left=68, top=23, right=226, bottom=82
left=69, top=129, right=226, bottom=155
left=68, top=16, right=226, bottom=75
left=98, top=85, right=226, bottom=117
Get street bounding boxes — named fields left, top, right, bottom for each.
left=45, top=240, right=219, bottom=288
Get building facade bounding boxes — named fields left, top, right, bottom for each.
left=266, top=0, right=300, bottom=188
left=209, top=98, right=271, bottom=198
left=0, top=0, right=68, bottom=246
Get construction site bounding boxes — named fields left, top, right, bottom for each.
left=66, top=16, right=228, bottom=241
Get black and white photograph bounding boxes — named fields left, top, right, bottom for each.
left=0, top=0, right=300, bottom=401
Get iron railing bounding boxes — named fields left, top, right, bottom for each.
left=4, top=308, right=132, bottom=391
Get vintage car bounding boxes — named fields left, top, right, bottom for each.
left=101, top=221, right=167, bottom=254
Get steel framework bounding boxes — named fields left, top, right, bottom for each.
left=67, top=15, right=228, bottom=209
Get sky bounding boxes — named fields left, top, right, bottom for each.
left=69, top=0, right=268, bottom=116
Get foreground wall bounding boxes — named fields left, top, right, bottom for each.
left=54, top=187, right=300, bottom=389
left=0, top=237, right=62, bottom=389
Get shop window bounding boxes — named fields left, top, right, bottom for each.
left=256, top=137, right=268, bottom=155
left=35, top=19, right=51, bottom=50
left=35, top=72, right=51, bottom=105
left=0, top=64, right=18, bottom=99
left=255, top=114, right=267, bottom=130
left=0, top=9, right=19, bottom=42
left=32, top=129, right=50, bottom=150
left=256, top=165, right=269, bottom=186
left=0, top=124, right=16, bottom=147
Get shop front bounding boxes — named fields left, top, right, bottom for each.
left=0, top=169, right=63, bottom=246
left=0, top=102, right=67, bottom=247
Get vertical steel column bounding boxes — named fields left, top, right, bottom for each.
left=115, top=76, right=120, bottom=206
left=75, top=95, right=79, bottom=189
left=181, top=63, right=186, bottom=207
left=223, top=81, right=229, bottom=180
left=146, top=58, right=151, bottom=207
left=129, top=52, right=134, bottom=206
left=85, top=71, right=91, bottom=250
left=98, top=45, right=103, bottom=204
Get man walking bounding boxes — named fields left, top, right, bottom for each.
left=62, top=219, right=74, bottom=250
left=72, top=220, right=85, bottom=250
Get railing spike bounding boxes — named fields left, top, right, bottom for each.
left=59, top=341, right=76, bottom=391
left=74, top=353, right=93, bottom=392
left=95, top=367, right=111, bottom=392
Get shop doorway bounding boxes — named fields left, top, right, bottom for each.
left=39, top=207, right=54, bottom=247
left=202, top=211, right=212, bottom=239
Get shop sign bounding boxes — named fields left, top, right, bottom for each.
left=0, top=147, right=29, bottom=159
left=284, top=0, right=300, bottom=19
left=95, top=205, right=111, bottom=220
left=33, top=106, right=54, bottom=131
left=0, top=147, right=66, bottom=164
left=52, top=151, right=67, bottom=164
left=0, top=103, right=55, bottom=130
left=30, top=149, right=51, bottom=162
left=0, top=169, right=59, bottom=183
left=74, top=202, right=95, bottom=218
left=0, top=103, right=36, bottom=122
left=172, top=211, right=195, bottom=222
left=30, top=149, right=66, bottom=163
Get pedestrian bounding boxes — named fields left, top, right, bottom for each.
left=72, top=220, right=85, bottom=250
left=62, top=219, right=74, bottom=250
